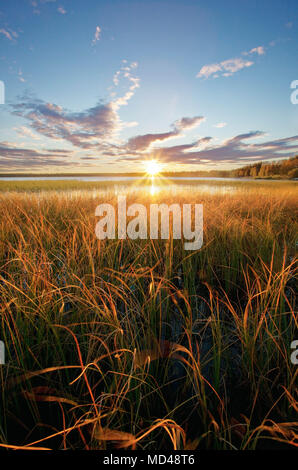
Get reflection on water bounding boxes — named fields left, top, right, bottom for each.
left=0, top=175, right=292, bottom=199
left=145, top=182, right=235, bottom=196
left=126, top=176, right=236, bottom=197
left=149, top=176, right=161, bottom=196
left=150, top=183, right=157, bottom=196
left=0, top=176, right=249, bottom=182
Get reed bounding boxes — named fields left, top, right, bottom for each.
left=0, top=181, right=297, bottom=450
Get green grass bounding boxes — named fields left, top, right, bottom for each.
left=0, top=181, right=297, bottom=450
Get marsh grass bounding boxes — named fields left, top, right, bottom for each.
left=0, top=181, right=297, bottom=450
left=0, top=177, right=295, bottom=193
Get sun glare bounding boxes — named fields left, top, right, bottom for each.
left=144, top=160, right=162, bottom=176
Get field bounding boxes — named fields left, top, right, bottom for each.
left=0, top=180, right=297, bottom=450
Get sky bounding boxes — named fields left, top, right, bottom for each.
left=0, top=0, right=298, bottom=173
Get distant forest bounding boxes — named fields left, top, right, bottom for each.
left=232, top=155, right=298, bottom=179
left=0, top=155, right=297, bottom=179
left=164, top=155, right=298, bottom=179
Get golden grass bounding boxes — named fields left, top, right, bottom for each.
left=0, top=181, right=297, bottom=450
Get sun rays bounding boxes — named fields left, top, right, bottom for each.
left=144, top=160, right=163, bottom=176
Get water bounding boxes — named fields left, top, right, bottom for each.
left=0, top=175, right=292, bottom=197
left=0, top=176, right=249, bottom=182
left=0, top=176, right=138, bottom=182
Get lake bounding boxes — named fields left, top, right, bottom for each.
left=0, top=176, right=250, bottom=182
left=0, top=176, right=294, bottom=197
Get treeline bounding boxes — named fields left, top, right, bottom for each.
left=166, top=155, right=298, bottom=179
left=1, top=156, right=297, bottom=179
left=232, top=155, right=298, bottom=179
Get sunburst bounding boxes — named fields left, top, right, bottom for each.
left=144, top=160, right=162, bottom=176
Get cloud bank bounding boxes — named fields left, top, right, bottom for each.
left=3, top=60, right=298, bottom=171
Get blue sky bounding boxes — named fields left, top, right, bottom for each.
left=0, top=0, right=297, bottom=172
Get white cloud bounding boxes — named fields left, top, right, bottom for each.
left=243, top=46, right=265, bottom=56
left=197, top=63, right=222, bottom=79
left=14, top=126, right=41, bottom=140
left=110, top=62, right=140, bottom=109
left=221, top=58, right=253, bottom=73
left=197, top=57, right=253, bottom=79
left=92, top=26, right=101, bottom=45
left=197, top=45, right=266, bottom=79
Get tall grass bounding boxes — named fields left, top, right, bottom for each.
left=0, top=182, right=297, bottom=450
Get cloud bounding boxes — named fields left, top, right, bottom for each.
left=57, top=6, right=66, bottom=14
left=126, top=116, right=205, bottom=152
left=115, top=131, right=298, bottom=167
left=11, top=63, right=140, bottom=150
left=145, top=131, right=298, bottom=165
left=112, top=74, right=140, bottom=108
left=174, top=116, right=205, bottom=131
left=14, top=126, right=41, bottom=140
left=0, top=141, right=75, bottom=168
left=6, top=57, right=298, bottom=171
left=196, top=45, right=266, bottom=79
left=92, top=26, right=101, bottom=45
left=11, top=71, right=298, bottom=169
left=12, top=99, right=120, bottom=149
left=243, top=46, right=265, bottom=56
left=197, top=63, right=222, bottom=79
left=197, top=57, right=254, bottom=79
left=3, top=119, right=298, bottom=170
left=0, top=28, right=18, bottom=42
left=127, top=130, right=180, bottom=152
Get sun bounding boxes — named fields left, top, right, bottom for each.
left=144, top=160, right=162, bottom=176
